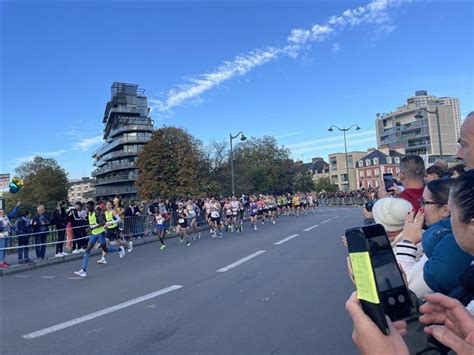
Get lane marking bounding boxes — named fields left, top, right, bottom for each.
left=321, top=218, right=332, bottom=224
left=303, top=225, right=319, bottom=232
left=22, top=285, right=183, bottom=340
left=14, top=275, right=29, bottom=278
left=40, top=276, right=56, bottom=279
left=274, top=234, right=300, bottom=245
left=216, top=250, right=266, bottom=272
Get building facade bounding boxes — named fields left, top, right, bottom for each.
left=68, top=177, right=95, bottom=203
left=328, top=151, right=367, bottom=191
left=375, top=90, right=460, bottom=164
left=356, top=147, right=404, bottom=189
left=301, top=157, right=330, bottom=183
left=92, top=82, right=153, bottom=201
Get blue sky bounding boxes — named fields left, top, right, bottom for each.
left=1, top=0, right=473, bottom=179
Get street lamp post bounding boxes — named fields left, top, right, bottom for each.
left=229, top=131, right=247, bottom=196
left=328, top=124, right=361, bottom=191
left=415, top=106, right=443, bottom=158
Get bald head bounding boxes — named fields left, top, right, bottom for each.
left=455, top=112, right=474, bottom=170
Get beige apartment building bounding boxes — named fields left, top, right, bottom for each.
left=375, top=91, right=460, bottom=164
left=328, top=151, right=367, bottom=191
left=68, top=177, right=95, bottom=203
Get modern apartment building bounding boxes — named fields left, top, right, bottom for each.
left=68, top=177, right=95, bottom=203
left=375, top=91, right=461, bottom=164
left=356, top=147, right=404, bottom=189
left=328, top=151, right=367, bottom=191
left=92, top=82, right=153, bottom=201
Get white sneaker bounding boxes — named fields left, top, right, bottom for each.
left=55, top=253, right=63, bottom=258
left=119, top=246, right=125, bottom=258
left=128, top=241, right=133, bottom=252
left=74, top=269, right=86, bottom=278
left=79, top=248, right=86, bottom=253
left=272, top=220, right=276, bottom=225
left=72, top=249, right=80, bottom=254
left=254, top=225, right=258, bottom=231
left=61, top=252, right=69, bottom=256
left=97, top=257, right=107, bottom=264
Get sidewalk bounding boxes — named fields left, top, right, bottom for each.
left=0, top=227, right=206, bottom=277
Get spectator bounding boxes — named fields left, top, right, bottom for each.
left=15, top=211, right=32, bottom=264
left=455, top=111, right=474, bottom=170
left=68, top=201, right=87, bottom=253
left=425, top=164, right=445, bottom=183
left=451, top=163, right=465, bottom=178
left=32, top=205, right=51, bottom=261
left=433, top=159, right=448, bottom=172
left=397, top=178, right=473, bottom=298
left=53, top=200, right=68, bottom=257
left=380, top=155, right=425, bottom=210
left=371, top=197, right=413, bottom=248
left=0, top=201, right=21, bottom=269
left=346, top=170, right=474, bottom=355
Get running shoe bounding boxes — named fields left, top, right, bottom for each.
left=218, top=232, right=223, bottom=239
left=72, top=249, right=80, bottom=254
left=128, top=241, right=133, bottom=252
left=179, top=237, right=184, bottom=243
left=55, top=253, right=63, bottom=258
left=97, top=257, right=107, bottom=264
left=254, top=225, right=258, bottom=231
left=61, top=252, right=69, bottom=256
left=197, top=232, right=201, bottom=240
left=74, top=269, right=86, bottom=278
left=160, top=245, right=167, bottom=250
left=119, top=246, right=125, bottom=258
left=272, top=220, right=276, bottom=225
left=186, top=242, right=191, bottom=247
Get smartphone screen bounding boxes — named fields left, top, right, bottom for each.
left=383, top=173, right=394, bottom=191
left=367, top=233, right=414, bottom=321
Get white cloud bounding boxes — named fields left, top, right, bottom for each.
left=73, top=136, right=103, bottom=151
left=9, top=149, right=69, bottom=168
left=331, top=42, right=341, bottom=53
left=286, top=130, right=376, bottom=150
left=289, top=137, right=377, bottom=155
left=274, top=131, right=305, bottom=139
left=150, top=0, right=408, bottom=113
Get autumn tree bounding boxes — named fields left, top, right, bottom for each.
left=136, top=127, right=210, bottom=200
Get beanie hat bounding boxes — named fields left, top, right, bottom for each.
left=372, top=197, right=412, bottom=232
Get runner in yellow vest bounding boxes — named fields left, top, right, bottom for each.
left=74, top=201, right=125, bottom=278
left=96, top=202, right=133, bottom=265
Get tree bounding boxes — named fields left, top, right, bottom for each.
left=136, top=127, right=211, bottom=200
left=7, top=156, right=69, bottom=212
left=314, top=176, right=338, bottom=193
left=293, top=171, right=315, bottom=193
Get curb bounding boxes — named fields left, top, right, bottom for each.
left=0, top=225, right=210, bottom=277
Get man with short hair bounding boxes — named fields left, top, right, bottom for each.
left=425, top=164, right=445, bottom=182
left=455, top=112, right=474, bottom=170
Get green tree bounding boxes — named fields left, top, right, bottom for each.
left=6, top=156, right=69, bottom=212
left=293, top=171, right=315, bottom=193
left=136, top=126, right=210, bottom=200
left=314, top=176, right=338, bottom=193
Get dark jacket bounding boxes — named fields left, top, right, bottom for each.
left=32, top=214, right=51, bottom=234
left=53, top=207, right=68, bottom=229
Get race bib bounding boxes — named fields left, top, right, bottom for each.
left=211, top=211, right=219, bottom=218
left=178, top=218, right=185, bottom=224
left=157, top=218, right=164, bottom=225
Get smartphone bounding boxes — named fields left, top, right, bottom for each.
left=365, top=201, right=374, bottom=212
left=383, top=173, right=394, bottom=192
left=346, top=224, right=416, bottom=335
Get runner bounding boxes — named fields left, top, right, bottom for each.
left=230, top=196, right=240, bottom=233
left=175, top=203, right=191, bottom=247
left=286, top=193, right=293, bottom=216
left=237, top=197, right=245, bottom=233
left=74, top=201, right=125, bottom=278
left=249, top=196, right=258, bottom=231
left=257, top=196, right=266, bottom=225
left=300, top=193, right=308, bottom=216
left=223, top=198, right=233, bottom=232
left=292, top=193, right=301, bottom=217
left=209, top=198, right=223, bottom=239
left=186, top=199, right=201, bottom=240
left=267, top=195, right=277, bottom=224
left=154, top=211, right=167, bottom=250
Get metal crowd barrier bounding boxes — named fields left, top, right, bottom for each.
left=317, top=197, right=369, bottom=206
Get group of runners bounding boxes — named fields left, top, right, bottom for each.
left=73, top=192, right=318, bottom=278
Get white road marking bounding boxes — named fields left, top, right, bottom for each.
left=22, top=285, right=183, bottom=339
left=274, top=234, right=300, bottom=245
left=321, top=218, right=332, bottom=224
left=303, top=224, right=319, bottom=232
left=14, top=275, right=29, bottom=278
left=40, top=276, right=56, bottom=279
left=216, top=250, right=266, bottom=272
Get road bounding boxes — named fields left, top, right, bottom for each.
left=1, top=207, right=362, bottom=355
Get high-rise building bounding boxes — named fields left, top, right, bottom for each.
left=92, top=82, right=153, bottom=201
left=68, top=177, right=95, bottom=203
left=375, top=91, right=461, bottom=164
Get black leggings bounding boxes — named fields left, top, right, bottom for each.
left=56, top=229, right=65, bottom=254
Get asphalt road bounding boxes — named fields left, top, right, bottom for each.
left=1, top=207, right=363, bottom=355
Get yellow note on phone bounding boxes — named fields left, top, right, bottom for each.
left=349, top=252, right=379, bottom=304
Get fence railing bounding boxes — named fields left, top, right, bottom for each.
left=317, top=197, right=371, bottom=206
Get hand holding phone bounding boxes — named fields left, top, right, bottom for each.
left=383, top=173, right=395, bottom=192
left=346, top=224, right=416, bottom=335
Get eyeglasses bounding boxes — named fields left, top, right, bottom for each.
left=418, top=198, right=442, bottom=208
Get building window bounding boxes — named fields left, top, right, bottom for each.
left=367, top=170, right=372, bottom=177
left=366, top=159, right=371, bottom=166
left=347, top=155, right=354, bottom=168
left=358, top=160, right=364, bottom=168
left=359, top=170, right=365, bottom=178
left=373, top=158, right=379, bottom=165
left=395, top=157, right=400, bottom=164
left=374, top=168, right=380, bottom=177
left=388, top=168, right=392, bottom=173
left=386, top=157, right=392, bottom=164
